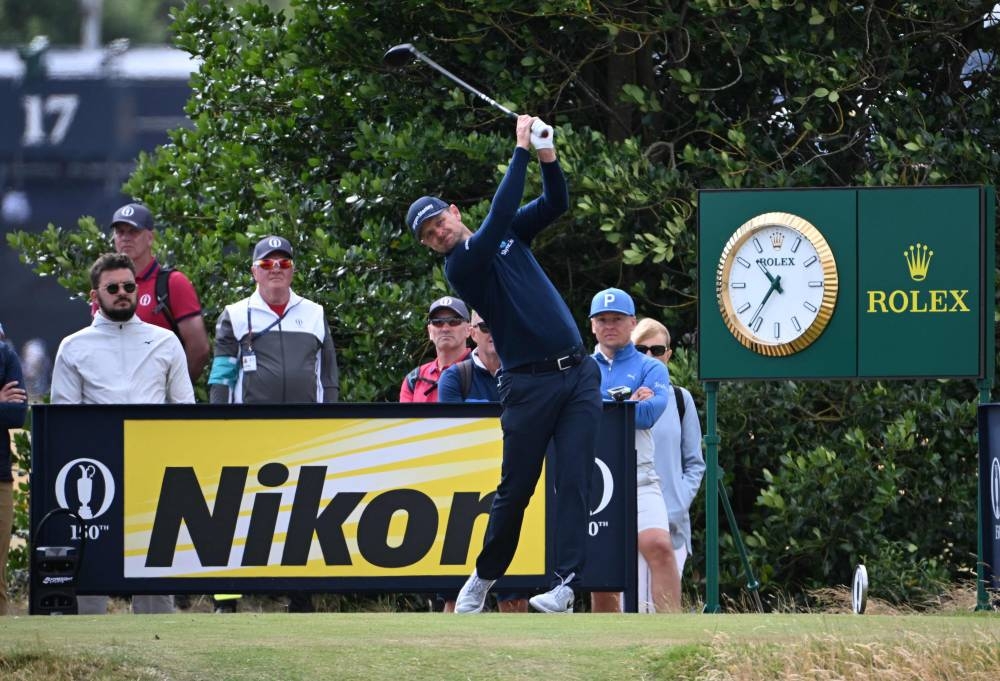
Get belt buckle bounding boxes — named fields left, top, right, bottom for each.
left=556, top=354, right=573, bottom=371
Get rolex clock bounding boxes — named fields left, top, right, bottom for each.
left=716, top=212, right=838, bottom=356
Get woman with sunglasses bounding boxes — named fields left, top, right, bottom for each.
left=631, top=318, right=706, bottom=609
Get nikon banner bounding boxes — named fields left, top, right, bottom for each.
left=30, top=403, right=636, bottom=601
left=699, top=185, right=994, bottom=380
left=977, top=405, right=1000, bottom=599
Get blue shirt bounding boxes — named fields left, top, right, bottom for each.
left=444, top=148, right=578, bottom=370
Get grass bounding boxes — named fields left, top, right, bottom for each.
left=0, top=610, right=997, bottom=680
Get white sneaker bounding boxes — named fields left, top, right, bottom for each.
left=530, top=574, right=575, bottom=613
left=455, top=570, right=495, bottom=613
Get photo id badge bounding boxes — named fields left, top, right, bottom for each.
left=242, top=352, right=257, bottom=372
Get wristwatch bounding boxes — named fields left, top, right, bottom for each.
left=716, top=211, right=838, bottom=356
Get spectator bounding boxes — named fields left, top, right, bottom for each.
left=632, top=318, right=705, bottom=607
left=438, top=311, right=528, bottom=613
left=208, top=235, right=339, bottom=612
left=0, top=322, right=27, bottom=616
left=407, top=114, right=602, bottom=614
left=106, top=202, right=210, bottom=383
left=50, top=253, right=194, bottom=614
left=399, top=297, right=471, bottom=403
left=588, top=288, right=681, bottom=613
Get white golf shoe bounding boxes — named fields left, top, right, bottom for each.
left=529, top=573, right=575, bottom=613
left=455, top=570, right=495, bottom=613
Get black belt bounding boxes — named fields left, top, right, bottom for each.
left=505, top=347, right=587, bottom=374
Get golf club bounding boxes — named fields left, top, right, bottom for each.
left=382, top=42, right=550, bottom=138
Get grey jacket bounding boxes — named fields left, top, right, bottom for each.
left=208, top=289, right=339, bottom=404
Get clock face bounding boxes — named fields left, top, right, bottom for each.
left=716, top=212, right=838, bottom=356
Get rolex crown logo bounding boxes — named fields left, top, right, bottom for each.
left=903, top=243, right=933, bottom=281
left=769, top=231, right=784, bottom=250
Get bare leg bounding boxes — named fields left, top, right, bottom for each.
left=590, top=591, right=621, bottom=612
left=638, top=528, right=680, bottom=612
left=497, top=598, right=529, bottom=613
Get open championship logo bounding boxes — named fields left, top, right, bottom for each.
left=590, top=457, right=614, bottom=516
left=54, top=458, right=116, bottom=520
left=991, top=457, right=1000, bottom=522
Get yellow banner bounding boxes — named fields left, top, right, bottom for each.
left=123, top=417, right=545, bottom=578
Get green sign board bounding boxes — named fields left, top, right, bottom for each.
left=698, top=186, right=994, bottom=380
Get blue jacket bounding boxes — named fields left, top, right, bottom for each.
left=438, top=351, right=500, bottom=403
left=444, top=148, right=578, bottom=370
left=592, top=343, right=670, bottom=429
left=593, top=342, right=670, bottom=482
left=0, top=342, right=27, bottom=482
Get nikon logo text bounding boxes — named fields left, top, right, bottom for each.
left=145, top=463, right=494, bottom=569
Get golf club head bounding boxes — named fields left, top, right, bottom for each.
left=382, top=43, right=416, bottom=69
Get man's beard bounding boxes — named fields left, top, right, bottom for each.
left=100, top=297, right=136, bottom=322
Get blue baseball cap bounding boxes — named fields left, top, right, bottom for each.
left=407, top=196, right=449, bottom=239
left=589, top=288, right=635, bottom=317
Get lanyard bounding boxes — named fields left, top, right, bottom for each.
left=245, top=304, right=287, bottom=353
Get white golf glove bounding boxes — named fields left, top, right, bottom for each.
left=530, top=119, right=554, bottom=150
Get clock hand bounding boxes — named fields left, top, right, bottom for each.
left=756, top=260, right=784, bottom=294
left=748, top=274, right=782, bottom=326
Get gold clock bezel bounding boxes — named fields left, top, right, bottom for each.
left=716, top=212, right=839, bottom=357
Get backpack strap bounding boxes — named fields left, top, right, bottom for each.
left=406, top=367, right=421, bottom=392
left=457, top=359, right=474, bottom=400
left=154, top=265, right=182, bottom=340
left=673, top=385, right=686, bottom=423
left=406, top=367, right=438, bottom=397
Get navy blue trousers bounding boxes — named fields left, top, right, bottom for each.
left=476, top=356, right=602, bottom=588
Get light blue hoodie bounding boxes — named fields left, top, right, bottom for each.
left=592, top=343, right=671, bottom=482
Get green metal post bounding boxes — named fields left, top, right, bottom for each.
left=718, top=469, right=763, bottom=612
left=703, top=381, right=721, bottom=613
left=976, top=377, right=993, bottom=611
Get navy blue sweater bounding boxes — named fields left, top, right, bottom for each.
left=444, top=148, right=579, bottom=369
left=0, top=342, right=27, bottom=482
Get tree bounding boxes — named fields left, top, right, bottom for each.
left=8, top=0, right=1000, bottom=605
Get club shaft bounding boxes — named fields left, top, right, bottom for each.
left=407, top=46, right=517, bottom=118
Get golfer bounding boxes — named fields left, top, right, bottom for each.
left=407, top=114, right=602, bottom=614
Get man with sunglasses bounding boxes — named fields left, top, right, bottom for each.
left=51, top=252, right=194, bottom=614
left=406, top=115, right=602, bottom=614
left=106, top=203, right=210, bottom=383
left=207, top=235, right=339, bottom=613
left=399, top=297, right=471, bottom=404
left=208, top=235, right=339, bottom=407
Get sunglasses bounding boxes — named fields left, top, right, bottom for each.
left=255, top=258, right=293, bottom=270
left=474, top=322, right=490, bottom=333
left=102, top=282, right=137, bottom=294
left=635, top=344, right=668, bottom=357
left=428, top=317, right=466, bottom=328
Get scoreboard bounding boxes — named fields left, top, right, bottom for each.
left=0, top=47, right=194, bottom=354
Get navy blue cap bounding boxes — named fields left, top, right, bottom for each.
left=252, top=235, right=294, bottom=261
left=407, top=196, right=449, bottom=238
left=589, top=288, right=635, bottom=317
left=428, top=296, right=470, bottom=321
left=111, top=203, right=154, bottom=230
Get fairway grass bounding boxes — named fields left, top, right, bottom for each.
left=1, top=612, right=997, bottom=680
